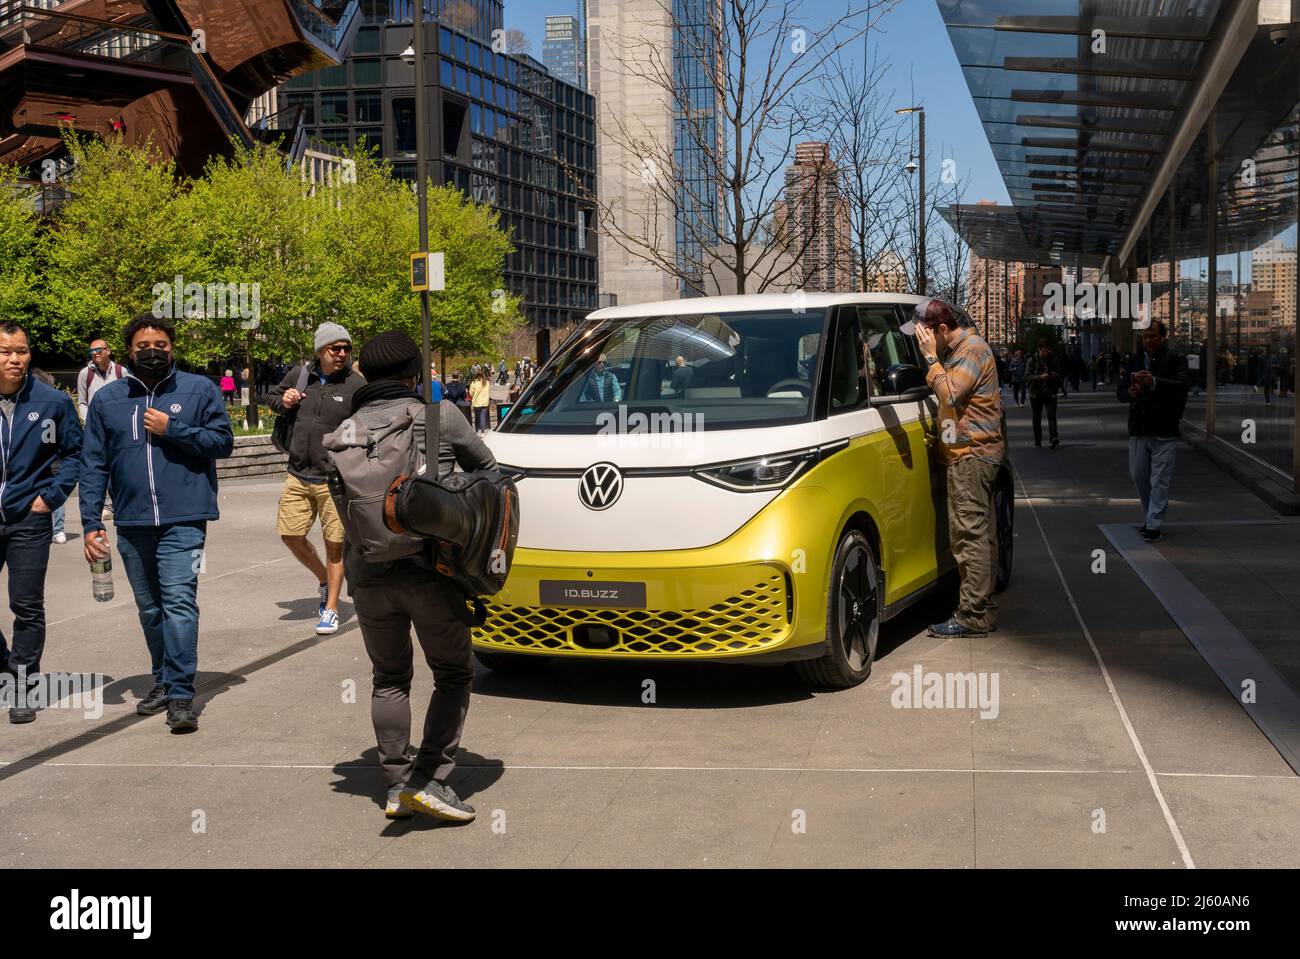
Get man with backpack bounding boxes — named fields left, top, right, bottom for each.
left=268, top=323, right=364, bottom=636
left=324, top=332, right=497, bottom=823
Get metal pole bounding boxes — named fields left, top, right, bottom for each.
left=1168, top=183, right=1177, bottom=340
left=918, top=111, right=926, bottom=295
left=414, top=1, right=432, bottom=403
left=1205, top=124, right=1218, bottom=438
left=1236, top=243, right=1243, bottom=357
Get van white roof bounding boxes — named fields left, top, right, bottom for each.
left=586, top=292, right=939, bottom=321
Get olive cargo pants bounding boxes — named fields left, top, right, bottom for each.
left=946, top=455, right=1000, bottom=632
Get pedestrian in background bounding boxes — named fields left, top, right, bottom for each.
left=0, top=324, right=82, bottom=724
left=445, top=371, right=471, bottom=423
left=428, top=363, right=443, bottom=402
left=76, top=337, right=125, bottom=421
left=469, top=367, right=491, bottom=434
left=220, top=369, right=236, bottom=404
left=80, top=315, right=233, bottom=733
left=912, top=300, right=1005, bottom=638
left=29, top=369, right=70, bottom=546
left=268, top=322, right=363, bottom=636
left=1119, top=321, right=1190, bottom=543
left=1024, top=339, right=1062, bottom=448
left=1008, top=349, right=1026, bottom=407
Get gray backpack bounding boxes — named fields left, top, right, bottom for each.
left=322, top=399, right=425, bottom=562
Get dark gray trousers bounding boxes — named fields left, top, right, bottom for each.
left=354, top=564, right=473, bottom=789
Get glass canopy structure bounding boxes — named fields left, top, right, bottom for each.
left=937, top=0, right=1300, bottom=497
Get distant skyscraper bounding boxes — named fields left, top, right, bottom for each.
left=776, top=142, right=852, bottom=292
left=589, top=0, right=721, bottom=304
left=1252, top=237, right=1297, bottom=336
left=542, top=15, right=586, bottom=90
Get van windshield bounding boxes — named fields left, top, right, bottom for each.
left=500, top=309, right=827, bottom=434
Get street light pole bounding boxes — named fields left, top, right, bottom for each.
left=897, top=106, right=926, bottom=294
left=918, top=110, right=926, bottom=295
left=413, top=2, right=433, bottom=403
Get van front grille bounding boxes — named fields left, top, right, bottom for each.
left=474, top=572, right=789, bottom=656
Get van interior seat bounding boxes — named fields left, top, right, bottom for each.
left=685, top=386, right=743, bottom=399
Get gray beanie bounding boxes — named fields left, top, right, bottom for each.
left=314, top=322, right=351, bottom=352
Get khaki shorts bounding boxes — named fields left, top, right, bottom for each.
left=277, top=475, right=344, bottom=542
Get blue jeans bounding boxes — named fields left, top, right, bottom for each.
left=1129, top=436, right=1177, bottom=531
left=52, top=505, right=65, bottom=537
left=0, top=509, right=53, bottom=675
left=117, top=522, right=207, bottom=701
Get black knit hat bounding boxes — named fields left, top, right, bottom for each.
left=358, top=331, right=421, bottom=381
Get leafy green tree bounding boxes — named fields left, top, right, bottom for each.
left=423, top=181, right=522, bottom=359
left=0, top=164, right=42, bottom=331
left=42, top=135, right=191, bottom=355
left=179, top=142, right=316, bottom=366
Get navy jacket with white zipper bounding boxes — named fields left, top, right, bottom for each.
left=0, top=375, right=82, bottom=523
left=78, top=366, right=234, bottom=534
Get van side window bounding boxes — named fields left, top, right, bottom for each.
left=829, top=306, right=902, bottom=412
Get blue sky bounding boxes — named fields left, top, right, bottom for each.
left=503, top=0, right=1009, bottom=205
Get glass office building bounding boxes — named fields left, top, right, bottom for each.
left=673, top=0, right=722, bottom=297
left=939, top=0, right=1299, bottom=501
left=542, top=15, right=585, bottom=90
left=283, top=1, right=599, bottom=330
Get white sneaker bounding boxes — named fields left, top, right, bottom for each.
left=52, top=532, right=67, bottom=544
left=315, top=609, right=340, bottom=635
left=385, top=786, right=412, bottom=819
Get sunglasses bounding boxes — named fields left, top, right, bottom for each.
left=324, top=343, right=353, bottom=354
left=89, top=346, right=110, bottom=355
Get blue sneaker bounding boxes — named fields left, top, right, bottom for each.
left=927, top=617, right=989, bottom=638
left=317, top=582, right=328, bottom=618
left=315, top=608, right=340, bottom=635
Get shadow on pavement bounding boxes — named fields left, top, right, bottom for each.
left=328, top=747, right=505, bottom=832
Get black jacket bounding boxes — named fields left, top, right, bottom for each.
left=1024, top=351, right=1062, bottom=400
left=268, top=361, right=365, bottom=481
left=1118, top=345, right=1190, bottom=438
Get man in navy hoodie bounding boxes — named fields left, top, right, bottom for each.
left=80, top=315, right=233, bottom=733
left=0, top=322, right=82, bottom=724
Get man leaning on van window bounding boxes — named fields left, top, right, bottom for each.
left=912, top=300, right=1005, bottom=637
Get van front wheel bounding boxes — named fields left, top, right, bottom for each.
left=794, top=529, right=880, bottom=690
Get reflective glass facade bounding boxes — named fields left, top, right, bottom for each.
left=673, top=0, right=722, bottom=297
left=939, top=0, right=1299, bottom=491
left=283, top=7, right=599, bottom=330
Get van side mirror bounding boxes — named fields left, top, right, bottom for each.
left=885, top=363, right=927, bottom=394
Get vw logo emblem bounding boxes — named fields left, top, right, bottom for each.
left=26, top=411, right=39, bottom=422
left=170, top=403, right=182, bottom=414
left=578, top=462, right=624, bottom=511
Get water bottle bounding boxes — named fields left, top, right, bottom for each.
left=90, top=536, right=114, bottom=602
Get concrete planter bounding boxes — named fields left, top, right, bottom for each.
left=218, top=434, right=287, bottom=481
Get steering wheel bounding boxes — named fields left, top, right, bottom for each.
left=765, top=378, right=812, bottom=398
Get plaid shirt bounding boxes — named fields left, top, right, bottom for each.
left=925, top=328, right=1005, bottom=466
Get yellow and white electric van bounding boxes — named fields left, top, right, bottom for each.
left=477, top=293, right=1014, bottom=688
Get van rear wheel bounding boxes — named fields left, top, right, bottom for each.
left=795, top=529, right=880, bottom=690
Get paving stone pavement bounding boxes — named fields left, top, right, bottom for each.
left=2, top=392, right=1297, bottom=868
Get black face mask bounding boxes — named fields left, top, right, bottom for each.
left=132, top=348, right=172, bottom=379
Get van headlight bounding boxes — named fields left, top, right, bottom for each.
left=692, top=441, right=846, bottom=492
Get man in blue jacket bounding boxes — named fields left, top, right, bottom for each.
left=0, top=322, right=82, bottom=724
left=80, top=315, right=233, bottom=732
